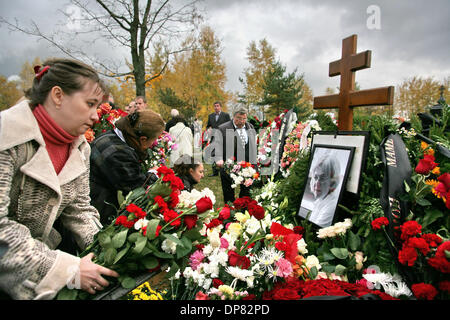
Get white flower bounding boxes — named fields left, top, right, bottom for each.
left=226, top=266, right=254, bottom=283
left=134, top=218, right=149, bottom=231
left=207, top=228, right=221, bottom=248
left=297, top=238, right=308, bottom=255
left=161, top=233, right=178, bottom=254
left=305, top=255, right=321, bottom=270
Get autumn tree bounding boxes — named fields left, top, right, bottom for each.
left=155, top=25, right=229, bottom=124
left=239, top=39, right=276, bottom=112
left=258, top=60, right=312, bottom=120
left=394, top=76, right=450, bottom=118
left=18, top=57, right=43, bottom=92
left=0, top=0, right=203, bottom=97
left=0, top=76, right=22, bottom=111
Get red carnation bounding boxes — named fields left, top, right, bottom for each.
left=371, top=217, right=389, bottom=230
left=154, top=195, right=168, bottom=211
left=411, top=283, right=438, bottom=300
left=126, top=203, right=146, bottom=219
left=248, top=202, right=265, bottom=220
left=157, top=166, right=174, bottom=177
left=205, top=218, right=222, bottom=230
left=427, top=241, right=450, bottom=273
left=406, top=237, right=430, bottom=256
left=439, top=280, right=450, bottom=294
left=415, top=154, right=438, bottom=175
left=163, top=209, right=181, bottom=227
left=422, top=233, right=442, bottom=247
left=400, top=220, right=422, bottom=240
left=398, top=246, right=418, bottom=266
left=195, top=197, right=213, bottom=214
left=218, top=205, right=231, bottom=220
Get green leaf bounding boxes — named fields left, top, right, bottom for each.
left=142, top=256, right=159, bottom=269
left=104, top=247, right=117, bottom=266
left=112, top=229, right=128, bottom=249
left=416, top=197, right=432, bottom=207
left=404, top=181, right=410, bottom=193
left=133, top=235, right=147, bottom=255
left=113, top=244, right=130, bottom=264
left=322, top=251, right=335, bottom=261
left=322, top=264, right=336, bottom=273
left=146, top=219, right=161, bottom=240
left=445, top=250, right=450, bottom=260
left=127, top=232, right=140, bottom=243
left=97, top=232, right=111, bottom=248
left=162, top=233, right=183, bottom=247
left=421, top=208, right=443, bottom=228
left=309, top=266, right=318, bottom=279
left=117, top=190, right=125, bottom=207
left=348, top=231, right=361, bottom=251
left=176, top=237, right=193, bottom=259
left=334, top=264, right=347, bottom=276
left=183, top=229, right=202, bottom=241
left=330, top=248, right=349, bottom=260
left=120, top=276, right=136, bottom=289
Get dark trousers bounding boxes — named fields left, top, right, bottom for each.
left=219, top=168, right=251, bottom=204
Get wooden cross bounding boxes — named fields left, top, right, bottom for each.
left=314, top=34, right=394, bottom=131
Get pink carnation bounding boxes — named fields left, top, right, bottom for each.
left=189, top=250, right=205, bottom=271
left=275, top=258, right=293, bottom=278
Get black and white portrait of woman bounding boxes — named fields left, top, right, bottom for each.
left=298, top=145, right=354, bottom=227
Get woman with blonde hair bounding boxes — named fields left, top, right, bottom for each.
left=0, top=58, right=119, bottom=299
left=89, top=110, right=165, bottom=225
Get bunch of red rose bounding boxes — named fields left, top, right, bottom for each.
left=232, top=196, right=266, bottom=220
left=262, top=278, right=397, bottom=300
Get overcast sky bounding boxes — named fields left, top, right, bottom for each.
left=0, top=0, right=449, bottom=97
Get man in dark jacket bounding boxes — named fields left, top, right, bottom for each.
left=206, top=101, right=231, bottom=176
left=213, top=108, right=257, bottom=204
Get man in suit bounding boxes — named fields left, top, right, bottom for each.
left=206, top=101, right=231, bottom=176
left=214, top=108, right=257, bottom=204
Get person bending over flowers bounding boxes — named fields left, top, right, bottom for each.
left=89, top=109, right=165, bottom=225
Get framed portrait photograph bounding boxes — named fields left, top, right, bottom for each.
left=298, top=144, right=355, bottom=228
left=311, top=131, right=370, bottom=195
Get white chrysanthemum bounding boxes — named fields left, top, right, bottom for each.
left=203, top=261, right=220, bottom=278
left=225, top=266, right=254, bottom=283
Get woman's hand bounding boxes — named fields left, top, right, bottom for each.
left=79, top=253, right=119, bottom=295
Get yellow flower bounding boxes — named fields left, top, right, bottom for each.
left=218, top=285, right=234, bottom=296
left=424, top=148, right=435, bottom=156
left=426, top=179, right=439, bottom=188
left=420, top=141, right=429, bottom=150
left=234, top=212, right=250, bottom=224
left=431, top=166, right=440, bottom=175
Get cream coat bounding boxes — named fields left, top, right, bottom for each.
left=169, top=122, right=193, bottom=165
left=0, top=100, right=102, bottom=300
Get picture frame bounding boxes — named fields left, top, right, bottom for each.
left=298, top=144, right=355, bottom=228
left=311, top=131, right=370, bottom=195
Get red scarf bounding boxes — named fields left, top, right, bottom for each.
left=32, top=104, right=78, bottom=174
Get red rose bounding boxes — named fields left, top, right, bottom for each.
left=400, top=220, right=422, bottom=240
left=415, top=154, right=438, bottom=175
left=248, top=203, right=265, bottom=220
left=218, top=205, right=231, bottom=220
left=438, top=172, right=450, bottom=189
left=212, top=278, right=224, bottom=288
left=411, top=283, right=438, bottom=300
left=100, top=103, right=112, bottom=115
left=293, top=226, right=305, bottom=235
left=228, top=251, right=251, bottom=269
left=184, top=215, right=198, bottom=230
left=272, top=288, right=301, bottom=300
left=195, top=197, right=213, bottom=214
left=233, top=196, right=255, bottom=210
left=371, top=217, right=389, bottom=230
